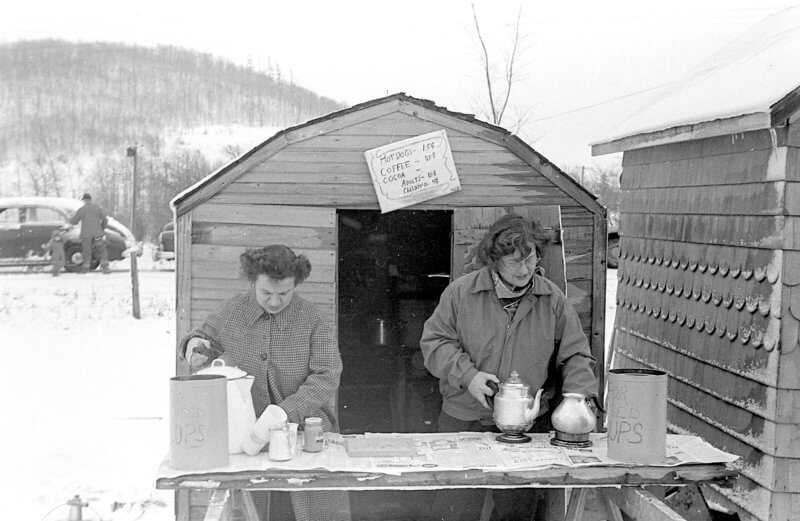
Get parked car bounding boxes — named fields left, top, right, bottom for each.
left=153, top=221, right=175, bottom=261
left=0, top=196, right=136, bottom=272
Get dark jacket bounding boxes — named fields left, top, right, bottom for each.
left=71, top=202, right=107, bottom=238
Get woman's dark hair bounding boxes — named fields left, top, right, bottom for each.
left=475, top=213, right=555, bottom=267
left=240, top=245, right=311, bottom=284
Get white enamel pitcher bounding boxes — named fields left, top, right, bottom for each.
left=197, top=359, right=256, bottom=454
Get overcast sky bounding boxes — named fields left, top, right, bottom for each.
left=3, top=0, right=798, bottom=169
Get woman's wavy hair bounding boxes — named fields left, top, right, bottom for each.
left=240, top=245, right=311, bottom=284
left=474, top=213, right=555, bottom=267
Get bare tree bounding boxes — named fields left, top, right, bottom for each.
left=566, top=163, right=623, bottom=215
left=471, top=2, right=528, bottom=129
left=222, top=144, right=244, bottom=160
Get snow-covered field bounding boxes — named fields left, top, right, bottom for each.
left=0, top=254, right=177, bottom=521
left=0, top=254, right=618, bottom=521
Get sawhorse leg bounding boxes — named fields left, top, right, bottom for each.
left=603, top=487, right=689, bottom=521
left=240, top=491, right=261, bottom=521
left=480, top=488, right=566, bottom=521
left=545, top=488, right=567, bottom=521
left=564, top=488, right=624, bottom=521
left=565, top=489, right=588, bottom=521
left=201, top=490, right=262, bottom=521
left=203, top=490, right=231, bottom=521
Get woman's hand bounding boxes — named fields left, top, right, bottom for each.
left=467, top=371, right=500, bottom=409
left=186, top=337, right=212, bottom=369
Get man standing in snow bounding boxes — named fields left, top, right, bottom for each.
left=70, top=193, right=110, bottom=274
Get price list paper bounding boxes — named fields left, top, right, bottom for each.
left=364, top=129, right=461, bottom=213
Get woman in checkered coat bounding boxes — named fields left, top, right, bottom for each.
left=179, top=244, right=350, bottom=521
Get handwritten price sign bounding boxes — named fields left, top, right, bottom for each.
left=364, top=129, right=461, bottom=213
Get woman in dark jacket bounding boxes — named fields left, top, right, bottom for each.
left=421, top=213, right=598, bottom=520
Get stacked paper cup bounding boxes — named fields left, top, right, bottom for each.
left=243, top=404, right=288, bottom=456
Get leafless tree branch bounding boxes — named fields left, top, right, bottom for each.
left=472, top=2, right=498, bottom=123
left=496, top=5, right=523, bottom=124
left=471, top=3, right=526, bottom=127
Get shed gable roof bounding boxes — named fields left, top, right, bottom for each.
left=592, top=6, right=800, bottom=155
left=172, top=93, right=600, bottom=215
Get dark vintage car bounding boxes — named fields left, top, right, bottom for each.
left=0, top=196, right=136, bottom=271
left=153, top=221, right=175, bottom=261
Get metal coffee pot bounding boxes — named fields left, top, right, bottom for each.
left=487, top=371, right=543, bottom=443
left=550, top=392, right=596, bottom=448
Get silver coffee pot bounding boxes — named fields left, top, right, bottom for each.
left=487, top=371, right=543, bottom=443
left=550, top=392, right=596, bottom=448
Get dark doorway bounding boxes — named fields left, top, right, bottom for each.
left=337, top=209, right=451, bottom=520
left=337, top=209, right=451, bottom=435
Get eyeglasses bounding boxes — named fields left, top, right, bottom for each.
left=501, top=251, right=539, bottom=271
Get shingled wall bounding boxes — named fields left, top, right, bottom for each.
left=612, top=127, right=800, bottom=521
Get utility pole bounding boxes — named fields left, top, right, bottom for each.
left=126, top=145, right=141, bottom=319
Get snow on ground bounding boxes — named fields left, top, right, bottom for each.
left=0, top=251, right=619, bottom=521
left=0, top=253, right=177, bottom=521
left=166, top=125, right=283, bottom=163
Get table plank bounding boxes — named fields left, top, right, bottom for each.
left=157, top=463, right=736, bottom=492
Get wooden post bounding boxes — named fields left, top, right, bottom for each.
left=127, top=145, right=141, bottom=319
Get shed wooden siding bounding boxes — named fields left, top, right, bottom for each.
left=613, top=127, right=800, bottom=521
left=187, top=204, right=337, bottom=330
left=203, top=107, right=599, bottom=337
left=217, top=114, right=587, bottom=209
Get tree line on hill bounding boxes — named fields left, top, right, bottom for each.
left=0, top=39, right=344, bottom=240
left=0, top=40, right=622, bottom=241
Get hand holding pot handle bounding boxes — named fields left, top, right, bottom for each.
left=468, top=372, right=500, bottom=409
left=185, top=338, right=212, bottom=368
left=185, top=338, right=222, bottom=369
left=486, top=380, right=499, bottom=409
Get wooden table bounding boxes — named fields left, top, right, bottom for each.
left=157, top=460, right=735, bottom=521
left=156, top=433, right=738, bottom=521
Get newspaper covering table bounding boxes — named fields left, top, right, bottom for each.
left=156, top=432, right=738, bottom=479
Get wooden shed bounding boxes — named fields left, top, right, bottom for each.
left=592, top=11, right=800, bottom=521
left=171, top=92, right=608, bottom=519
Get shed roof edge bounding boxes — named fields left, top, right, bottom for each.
left=591, top=112, right=773, bottom=155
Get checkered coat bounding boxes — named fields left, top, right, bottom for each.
left=180, top=290, right=350, bottom=521
left=181, top=290, right=343, bottom=432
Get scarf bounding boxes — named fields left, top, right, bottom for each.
left=492, top=270, right=532, bottom=318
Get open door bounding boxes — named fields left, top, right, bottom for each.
left=451, top=206, right=566, bottom=293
